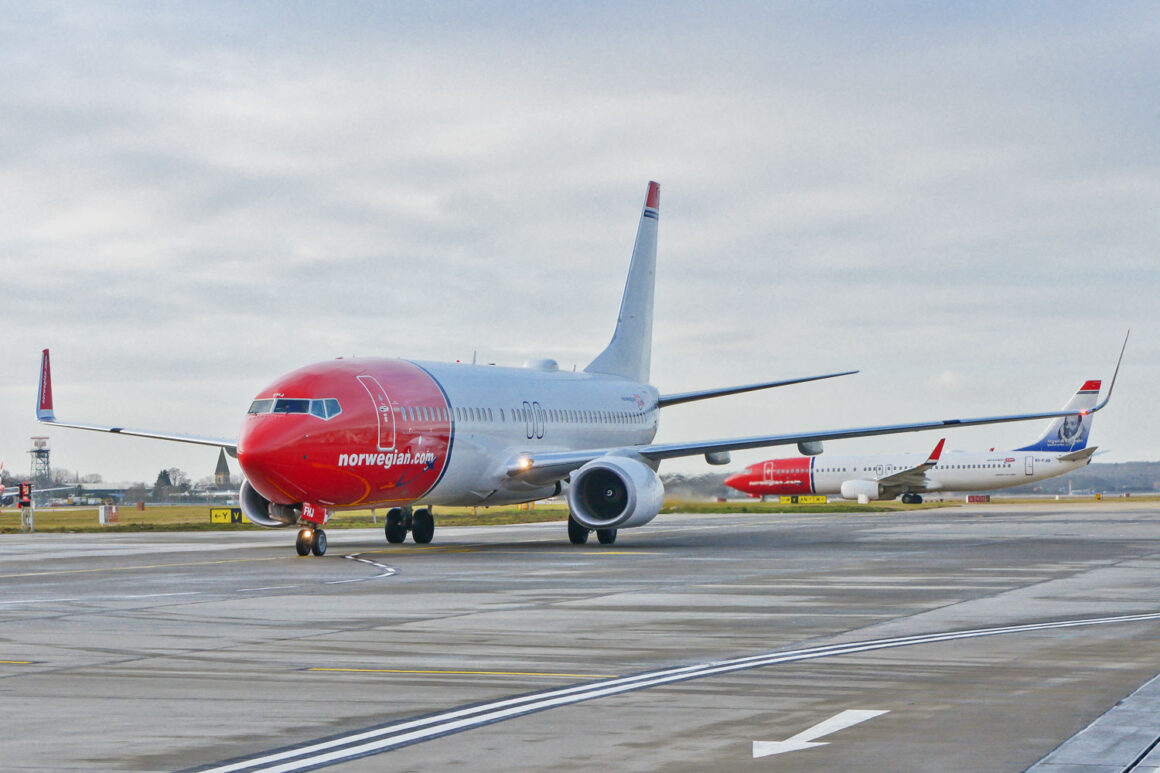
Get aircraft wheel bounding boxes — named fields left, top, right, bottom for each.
left=567, top=516, right=589, bottom=545
left=901, top=494, right=913, bottom=504
left=412, top=508, right=434, bottom=544
left=311, top=528, right=327, bottom=556
left=385, top=508, right=406, bottom=544
left=295, top=528, right=312, bottom=556
left=596, top=528, right=617, bottom=545
left=913, top=494, right=923, bottom=504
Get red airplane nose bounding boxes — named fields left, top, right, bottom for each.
left=237, top=416, right=311, bottom=505
left=724, top=473, right=745, bottom=490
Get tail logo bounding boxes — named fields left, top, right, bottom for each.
left=1057, top=414, right=1086, bottom=443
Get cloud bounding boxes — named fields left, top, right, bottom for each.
left=2, top=3, right=1157, bottom=480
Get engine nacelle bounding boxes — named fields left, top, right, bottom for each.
left=239, top=480, right=298, bottom=527
left=839, top=479, right=881, bottom=501
left=567, top=455, right=664, bottom=530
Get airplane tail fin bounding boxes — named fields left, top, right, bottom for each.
left=1014, top=381, right=1100, bottom=452
left=584, top=181, right=659, bottom=384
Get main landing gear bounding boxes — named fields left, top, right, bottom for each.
left=295, top=526, right=328, bottom=556
left=567, top=515, right=617, bottom=546
left=384, top=506, right=435, bottom=545
left=900, top=493, right=924, bottom=504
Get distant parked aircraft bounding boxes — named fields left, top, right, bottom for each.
left=726, top=382, right=1107, bottom=503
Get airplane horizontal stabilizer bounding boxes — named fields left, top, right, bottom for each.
left=657, top=370, right=858, bottom=408
left=1056, top=446, right=1098, bottom=463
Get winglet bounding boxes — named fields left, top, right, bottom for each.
left=924, top=438, right=945, bottom=465
left=1089, top=330, right=1129, bottom=413
left=37, top=349, right=55, bottom=421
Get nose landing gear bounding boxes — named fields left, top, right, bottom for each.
left=295, top=527, right=328, bottom=556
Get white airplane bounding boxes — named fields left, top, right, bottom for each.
left=0, top=461, right=71, bottom=507
left=35, top=182, right=1121, bottom=555
left=726, top=381, right=1108, bottom=503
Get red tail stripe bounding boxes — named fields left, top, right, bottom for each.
left=39, top=349, right=53, bottom=411
left=645, top=181, right=660, bottom=210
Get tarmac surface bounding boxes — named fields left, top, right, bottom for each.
left=2, top=500, right=1160, bottom=772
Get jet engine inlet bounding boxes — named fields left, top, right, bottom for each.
left=567, top=455, right=664, bottom=530
left=239, top=480, right=297, bottom=527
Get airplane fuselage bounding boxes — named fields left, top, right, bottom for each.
left=726, top=449, right=1093, bottom=499
left=237, top=357, right=659, bottom=511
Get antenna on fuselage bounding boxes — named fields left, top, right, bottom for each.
left=472, top=349, right=477, bottom=365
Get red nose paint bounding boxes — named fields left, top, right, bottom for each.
left=238, top=359, right=451, bottom=508
left=724, top=458, right=813, bottom=496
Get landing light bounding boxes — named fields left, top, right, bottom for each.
left=518, top=457, right=533, bottom=470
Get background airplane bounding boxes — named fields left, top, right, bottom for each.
left=0, top=460, right=72, bottom=507
left=726, top=381, right=1105, bottom=503
left=35, top=182, right=1119, bottom=556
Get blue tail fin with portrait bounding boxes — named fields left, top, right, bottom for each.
left=1014, top=381, right=1100, bottom=452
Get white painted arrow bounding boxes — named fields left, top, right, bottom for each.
left=753, top=709, right=889, bottom=758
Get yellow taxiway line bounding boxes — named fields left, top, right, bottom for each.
left=307, top=667, right=616, bottom=679
left=0, top=556, right=282, bottom=579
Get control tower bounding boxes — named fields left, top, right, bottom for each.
left=29, top=436, right=51, bottom=492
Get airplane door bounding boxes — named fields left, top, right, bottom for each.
left=1025, top=456, right=1034, bottom=476
left=357, top=375, right=396, bottom=451
left=533, top=402, right=545, bottom=439
left=874, top=464, right=884, bottom=478
left=762, top=461, right=774, bottom=482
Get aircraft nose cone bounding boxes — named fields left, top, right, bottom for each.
left=724, top=473, right=744, bottom=489
left=237, top=417, right=309, bottom=504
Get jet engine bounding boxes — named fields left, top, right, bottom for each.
left=567, top=455, right=664, bottom=530
left=839, top=479, right=881, bottom=501
left=239, top=479, right=298, bottom=527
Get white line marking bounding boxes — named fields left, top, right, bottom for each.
left=3, top=555, right=394, bottom=607
left=116, top=592, right=203, bottom=599
left=193, top=611, right=1160, bottom=773
left=0, top=597, right=82, bottom=605
left=326, top=555, right=397, bottom=584
left=753, top=709, right=888, bottom=757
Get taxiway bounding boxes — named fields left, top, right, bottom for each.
left=2, top=501, right=1160, bottom=771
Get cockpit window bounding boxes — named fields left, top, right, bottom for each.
left=248, top=397, right=342, bottom=419
left=272, top=398, right=312, bottom=414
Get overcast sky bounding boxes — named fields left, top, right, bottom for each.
left=2, top=1, right=1157, bottom=486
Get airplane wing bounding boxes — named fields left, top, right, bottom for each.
left=658, top=370, right=858, bottom=407
left=506, top=399, right=1114, bottom=483
left=36, top=349, right=238, bottom=455
left=508, top=332, right=1127, bottom=483
left=510, top=370, right=1123, bottom=485
left=874, top=438, right=945, bottom=496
